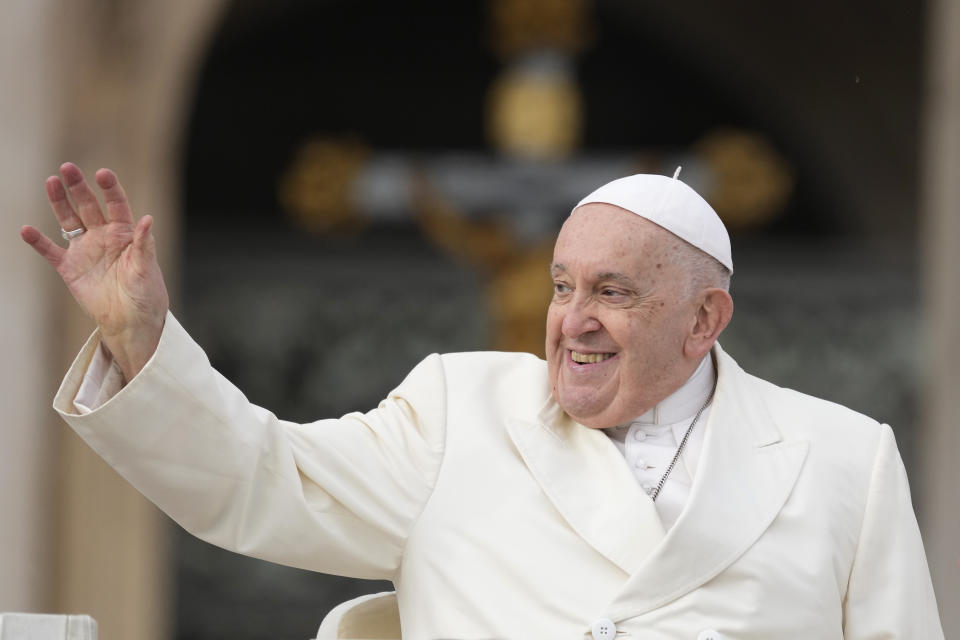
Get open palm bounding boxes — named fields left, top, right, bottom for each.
left=21, top=163, right=169, bottom=379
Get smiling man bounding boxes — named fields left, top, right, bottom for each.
left=547, top=200, right=731, bottom=429
left=23, top=166, right=942, bottom=639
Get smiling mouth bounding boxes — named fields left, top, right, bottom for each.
left=570, top=350, right=615, bottom=364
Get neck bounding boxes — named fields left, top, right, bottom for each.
left=628, top=354, right=715, bottom=426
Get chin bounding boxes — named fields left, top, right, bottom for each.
left=556, top=395, right=621, bottom=430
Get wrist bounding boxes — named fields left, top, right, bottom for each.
left=99, top=313, right=166, bottom=381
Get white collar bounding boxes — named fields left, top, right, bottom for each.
left=623, top=355, right=715, bottom=427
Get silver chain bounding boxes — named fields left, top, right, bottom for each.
left=646, top=378, right=717, bottom=502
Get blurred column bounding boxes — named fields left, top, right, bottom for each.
left=47, top=4, right=228, bottom=638
left=0, top=0, right=225, bottom=638
left=921, top=0, right=960, bottom=633
left=0, top=0, right=64, bottom=614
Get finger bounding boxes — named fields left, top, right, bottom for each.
left=60, top=162, right=107, bottom=228
left=46, top=176, right=85, bottom=232
left=21, top=225, right=65, bottom=267
left=133, top=215, right=155, bottom=255
left=95, top=168, right=133, bottom=224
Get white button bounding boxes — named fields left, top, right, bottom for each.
left=697, top=630, right=726, bottom=640
left=591, top=618, right=616, bottom=639
left=634, top=458, right=648, bottom=470
left=642, top=482, right=654, bottom=492
left=633, top=430, right=647, bottom=441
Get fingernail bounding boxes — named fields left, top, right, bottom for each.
left=45, top=177, right=65, bottom=196
left=60, top=162, right=82, bottom=184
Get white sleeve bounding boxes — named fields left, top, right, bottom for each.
left=53, top=312, right=447, bottom=581
left=842, top=424, right=944, bottom=638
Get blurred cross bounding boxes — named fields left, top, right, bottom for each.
left=279, top=0, right=793, bottom=354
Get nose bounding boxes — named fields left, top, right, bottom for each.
left=561, top=297, right=602, bottom=338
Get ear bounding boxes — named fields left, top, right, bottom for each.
left=683, top=288, right=734, bottom=360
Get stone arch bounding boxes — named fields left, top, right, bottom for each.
left=45, top=3, right=230, bottom=639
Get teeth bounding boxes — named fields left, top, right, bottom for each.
left=571, top=351, right=614, bottom=364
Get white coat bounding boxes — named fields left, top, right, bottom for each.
left=54, top=313, right=943, bottom=639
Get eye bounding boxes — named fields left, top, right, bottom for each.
left=553, top=282, right=571, bottom=295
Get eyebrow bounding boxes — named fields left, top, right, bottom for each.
left=549, top=264, right=636, bottom=286
left=596, top=271, right=636, bottom=286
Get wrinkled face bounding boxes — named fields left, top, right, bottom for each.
left=546, top=204, right=699, bottom=429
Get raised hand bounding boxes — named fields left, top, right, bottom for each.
left=21, top=163, right=169, bottom=381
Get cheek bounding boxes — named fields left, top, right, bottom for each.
left=545, top=304, right=562, bottom=344
left=612, top=315, right=647, bottom=351
left=621, top=314, right=682, bottom=367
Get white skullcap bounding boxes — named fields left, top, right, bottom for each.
left=572, top=172, right=733, bottom=273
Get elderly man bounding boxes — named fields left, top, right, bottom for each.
left=22, top=164, right=942, bottom=639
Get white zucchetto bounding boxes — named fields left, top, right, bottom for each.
left=572, top=172, right=733, bottom=273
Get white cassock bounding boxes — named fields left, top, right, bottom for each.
left=604, top=354, right=715, bottom=531
left=56, top=312, right=944, bottom=639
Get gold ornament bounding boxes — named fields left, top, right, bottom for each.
left=278, top=138, right=369, bottom=233
left=487, top=66, right=583, bottom=159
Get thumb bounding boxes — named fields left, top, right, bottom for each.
left=133, top=215, right=156, bottom=258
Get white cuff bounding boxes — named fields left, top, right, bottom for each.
left=73, top=343, right=126, bottom=414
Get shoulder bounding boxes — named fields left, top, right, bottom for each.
left=438, top=350, right=546, bottom=377
left=439, top=351, right=550, bottom=415
left=388, top=351, right=550, bottom=435
left=715, top=344, right=888, bottom=467
left=397, top=351, right=547, bottom=395
left=714, top=345, right=901, bottom=536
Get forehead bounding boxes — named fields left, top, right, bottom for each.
left=553, top=204, right=676, bottom=269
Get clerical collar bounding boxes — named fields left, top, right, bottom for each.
left=620, top=355, right=715, bottom=427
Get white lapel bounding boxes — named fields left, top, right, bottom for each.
left=506, top=400, right=666, bottom=576
left=604, top=344, right=809, bottom=620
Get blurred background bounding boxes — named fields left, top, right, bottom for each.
left=1, top=0, right=957, bottom=637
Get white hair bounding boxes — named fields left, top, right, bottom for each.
left=672, top=238, right=732, bottom=298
